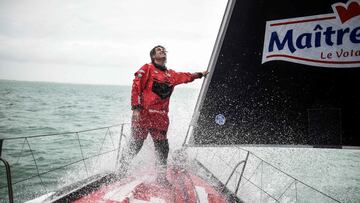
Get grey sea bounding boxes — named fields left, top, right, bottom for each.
left=0, top=79, right=200, bottom=202
left=0, top=80, right=359, bottom=202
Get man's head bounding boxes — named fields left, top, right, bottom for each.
left=150, top=45, right=167, bottom=64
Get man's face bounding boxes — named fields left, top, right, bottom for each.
left=154, top=47, right=167, bottom=61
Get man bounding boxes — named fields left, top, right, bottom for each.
left=119, top=45, right=208, bottom=186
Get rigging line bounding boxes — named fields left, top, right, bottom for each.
left=95, top=128, right=109, bottom=164
left=277, top=180, right=296, bottom=201
left=115, top=124, right=125, bottom=170
left=217, top=148, right=240, bottom=169
left=15, top=138, right=26, bottom=165
left=222, top=160, right=246, bottom=193
left=1, top=123, right=127, bottom=141
left=237, top=159, right=263, bottom=191
left=236, top=146, right=254, bottom=154
left=108, top=128, right=116, bottom=148
left=238, top=156, right=290, bottom=200
left=241, top=175, right=279, bottom=202
left=193, top=147, right=340, bottom=202
left=242, top=149, right=340, bottom=202
left=25, top=138, right=47, bottom=193
left=295, top=181, right=298, bottom=202
left=235, top=151, right=249, bottom=194
left=76, top=132, right=89, bottom=176
left=220, top=149, right=249, bottom=172
left=1, top=148, right=118, bottom=189
left=260, top=161, right=263, bottom=201
left=244, top=149, right=302, bottom=180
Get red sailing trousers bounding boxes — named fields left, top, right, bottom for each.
left=132, top=109, right=169, bottom=140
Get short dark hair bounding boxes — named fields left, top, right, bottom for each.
left=150, top=45, right=165, bottom=63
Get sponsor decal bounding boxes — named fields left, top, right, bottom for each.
left=262, top=0, right=360, bottom=68
left=215, top=114, right=226, bottom=125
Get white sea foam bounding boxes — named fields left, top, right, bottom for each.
left=1, top=81, right=359, bottom=202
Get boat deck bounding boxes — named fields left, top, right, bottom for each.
left=74, top=166, right=229, bottom=203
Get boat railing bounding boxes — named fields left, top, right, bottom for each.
left=0, top=123, right=130, bottom=202
left=186, top=146, right=341, bottom=203
left=222, top=151, right=249, bottom=195
left=0, top=157, right=14, bottom=203
left=1, top=123, right=342, bottom=202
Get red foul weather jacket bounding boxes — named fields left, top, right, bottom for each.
left=131, top=63, right=202, bottom=130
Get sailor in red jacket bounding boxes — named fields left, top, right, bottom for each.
left=119, top=45, right=207, bottom=185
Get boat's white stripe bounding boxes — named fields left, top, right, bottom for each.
left=130, top=199, right=148, bottom=203
left=131, top=197, right=165, bottom=203
left=24, top=192, right=55, bottom=203
left=104, top=175, right=166, bottom=202
left=104, top=179, right=143, bottom=201
left=149, top=197, right=166, bottom=203
left=195, top=186, right=209, bottom=203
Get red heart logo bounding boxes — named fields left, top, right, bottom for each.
left=335, top=1, right=360, bottom=23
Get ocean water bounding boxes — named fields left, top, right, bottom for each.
left=0, top=80, right=200, bottom=202
left=0, top=80, right=359, bottom=202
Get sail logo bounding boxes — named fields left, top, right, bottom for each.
left=262, top=0, right=360, bottom=68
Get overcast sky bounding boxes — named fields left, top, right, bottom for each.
left=0, top=0, right=227, bottom=86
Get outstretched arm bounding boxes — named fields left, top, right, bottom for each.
left=173, top=70, right=208, bottom=86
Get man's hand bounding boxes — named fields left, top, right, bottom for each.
left=202, top=71, right=209, bottom=77
left=132, top=110, right=140, bottom=121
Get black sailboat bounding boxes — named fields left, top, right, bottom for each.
left=186, top=0, right=360, bottom=148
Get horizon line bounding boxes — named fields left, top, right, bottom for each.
left=0, top=78, right=201, bottom=89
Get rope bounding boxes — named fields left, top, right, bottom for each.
left=76, top=132, right=89, bottom=176
left=14, top=138, right=26, bottom=165
left=0, top=148, right=118, bottom=189
left=108, top=128, right=116, bottom=148
left=95, top=128, right=109, bottom=164
left=192, top=146, right=341, bottom=203
left=277, top=180, right=296, bottom=200
left=239, top=148, right=341, bottom=202
left=25, top=138, right=47, bottom=193
left=1, top=123, right=128, bottom=141
left=240, top=175, right=279, bottom=202
left=0, top=123, right=129, bottom=203
left=115, top=124, right=126, bottom=170
left=0, top=124, right=341, bottom=203
left=236, top=159, right=263, bottom=191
